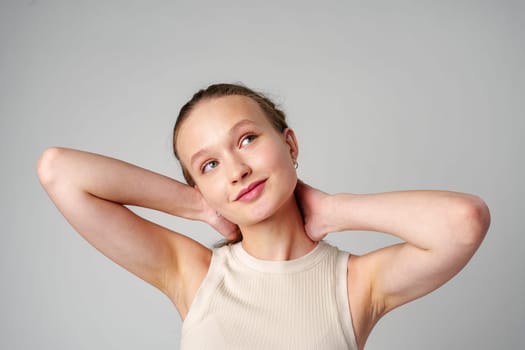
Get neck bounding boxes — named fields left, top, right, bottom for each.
left=237, top=195, right=317, bottom=260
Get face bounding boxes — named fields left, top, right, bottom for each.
left=176, top=95, right=299, bottom=226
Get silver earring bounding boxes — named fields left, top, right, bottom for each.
left=293, top=159, right=298, bottom=169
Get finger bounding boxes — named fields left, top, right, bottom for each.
left=217, top=219, right=240, bottom=239
left=294, top=179, right=306, bottom=195
left=224, top=226, right=241, bottom=241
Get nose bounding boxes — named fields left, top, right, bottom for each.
left=227, top=155, right=251, bottom=184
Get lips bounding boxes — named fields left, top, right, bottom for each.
left=234, top=179, right=267, bottom=201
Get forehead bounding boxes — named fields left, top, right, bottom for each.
left=188, top=95, right=265, bottom=125
left=176, top=95, right=271, bottom=163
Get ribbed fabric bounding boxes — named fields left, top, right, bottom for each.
left=180, top=241, right=358, bottom=350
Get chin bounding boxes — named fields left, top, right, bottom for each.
left=235, top=208, right=273, bottom=227
left=231, top=173, right=297, bottom=225
left=246, top=193, right=297, bottom=226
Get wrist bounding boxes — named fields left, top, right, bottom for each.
left=320, top=193, right=341, bottom=233
left=326, top=193, right=357, bottom=233
left=165, top=185, right=207, bottom=222
left=189, top=190, right=210, bottom=223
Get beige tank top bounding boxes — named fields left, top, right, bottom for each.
left=181, top=241, right=357, bottom=350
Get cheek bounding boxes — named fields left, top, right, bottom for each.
left=256, top=140, right=292, bottom=168
left=259, top=146, right=297, bottom=193
left=201, top=186, right=225, bottom=209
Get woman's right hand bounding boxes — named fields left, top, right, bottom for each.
left=196, top=192, right=240, bottom=241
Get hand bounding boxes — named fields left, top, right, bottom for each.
left=294, top=180, right=333, bottom=242
left=196, top=192, right=240, bottom=241
left=206, top=209, right=240, bottom=241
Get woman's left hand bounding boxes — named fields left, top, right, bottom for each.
left=294, top=180, right=333, bottom=242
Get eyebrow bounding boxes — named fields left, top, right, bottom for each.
left=189, top=119, right=257, bottom=168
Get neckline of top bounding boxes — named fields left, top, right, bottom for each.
left=229, top=240, right=330, bottom=273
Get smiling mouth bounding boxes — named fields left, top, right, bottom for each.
left=234, top=179, right=267, bottom=201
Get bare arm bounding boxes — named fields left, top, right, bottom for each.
left=296, top=182, right=490, bottom=315
left=37, top=147, right=236, bottom=302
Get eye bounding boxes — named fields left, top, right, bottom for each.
left=202, top=160, right=218, bottom=173
left=240, top=134, right=257, bottom=147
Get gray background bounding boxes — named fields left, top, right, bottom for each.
left=1, top=0, right=523, bottom=349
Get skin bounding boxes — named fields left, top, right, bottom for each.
left=176, top=95, right=317, bottom=260
left=37, top=95, right=490, bottom=349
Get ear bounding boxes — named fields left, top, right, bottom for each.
left=283, top=128, right=299, bottom=161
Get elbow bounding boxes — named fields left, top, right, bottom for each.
left=36, top=147, right=65, bottom=188
left=455, top=195, right=491, bottom=248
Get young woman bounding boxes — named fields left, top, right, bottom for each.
left=37, top=83, right=490, bottom=349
